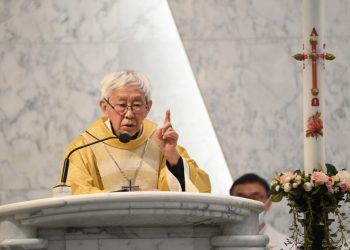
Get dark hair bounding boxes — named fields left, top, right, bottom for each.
left=229, top=173, right=270, bottom=196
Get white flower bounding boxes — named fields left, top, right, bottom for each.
left=283, top=183, right=292, bottom=192
left=303, top=182, right=313, bottom=192
left=292, top=182, right=299, bottom=189
left=275, top=185, right=280, bottom=192
left=332, top=175, right=340, bottom=182
left=337, top=170, right=350, bottom=183
left=271, top=180, right=278, bottom=186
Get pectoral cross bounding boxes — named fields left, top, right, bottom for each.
left=121, top=179, right=140, bottom=192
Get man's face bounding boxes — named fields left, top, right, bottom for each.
left=100, top=85, right=152, bottom=136
left=231, top=182, right=268, bottom=203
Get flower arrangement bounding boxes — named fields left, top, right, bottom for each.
left=271, top=164, right=350, bottom=249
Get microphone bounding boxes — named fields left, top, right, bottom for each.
left=119, top=133, right=131, bottom=143
left=54, top=133, right=131, bottom=190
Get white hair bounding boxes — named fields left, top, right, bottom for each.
left=100, top=70, right=152, bottom=101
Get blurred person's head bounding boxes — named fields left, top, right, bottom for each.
left=230, top=173, right=271, bottom=228
left=230, top=173, right=270, bottom=202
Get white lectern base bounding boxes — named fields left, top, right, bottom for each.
left=0, top=192, right=268, bottom=250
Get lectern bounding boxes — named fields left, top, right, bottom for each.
left=0, top=192, right=268, bottom=250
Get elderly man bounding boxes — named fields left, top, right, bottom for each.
left=230, top=173, right=290, bottom=250
left=57, top=70, right=211, bottom=194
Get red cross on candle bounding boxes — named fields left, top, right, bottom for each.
left=292, top=28, right=335, bottom=107
left=309, top=28, right=319, bottom=97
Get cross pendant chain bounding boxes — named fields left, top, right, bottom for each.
left=103, top=139, right=150, bottom=192
left=121, top=179, right=140, bottom=192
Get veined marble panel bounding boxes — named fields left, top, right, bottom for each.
left=0, top=0, right=120, bottom=43
left=0, top=43, right=119, bottom=194
left=168, top=0, right=350, bottom=235
left=180, top=39, right=305, bottom=180
left=168, top=0, right=302, bottom=40
left=323, top=38, right=350, bottom=167
left=0, top=0, right=232, bottom=207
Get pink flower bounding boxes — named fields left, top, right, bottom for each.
left=306, top=112, right=323, bottom=138
left=311, top=171, right=329, bottom=185
left=339, top=183, right=350, bottom=192
left=326, top=177, right=334, bottom=188
left=307, top=113, right=323, bottom=132
left=280, top=171, right=296, bottom=185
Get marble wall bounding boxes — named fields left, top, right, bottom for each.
left=0, top=0, right=230, bottom=207
left=1, top=0, right=350, bottom=236
left=0, top=0, right=121, bottom=203
left=168, top=0, right=350, bottom=233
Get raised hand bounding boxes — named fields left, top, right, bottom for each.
left=156, top=109, right=180, bottom=166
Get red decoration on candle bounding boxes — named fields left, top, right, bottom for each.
left=310, top=27, right=319, bottom=36
left=306, top=111, right=323, bottom=138
left=310, top=29, right=319, bottom=97
left=311, top=98, right=320, bottom=106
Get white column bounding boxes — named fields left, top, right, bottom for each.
left=303, top=0, right=325, bottom=173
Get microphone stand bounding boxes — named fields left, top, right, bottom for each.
left=52, top=136, right=119, bottom=196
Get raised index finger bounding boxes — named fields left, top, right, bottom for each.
left=164, top=109, right=171, bottom=124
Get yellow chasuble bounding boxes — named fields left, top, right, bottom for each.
left=58, top=116, right=211, bottom=195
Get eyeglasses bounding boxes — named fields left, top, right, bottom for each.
left=104, top=98, right=146, bottom=115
